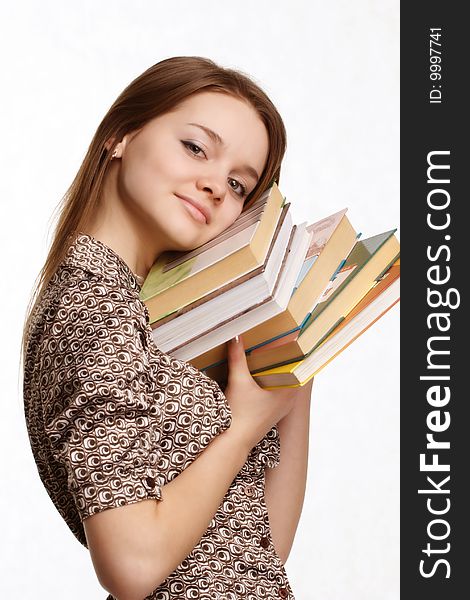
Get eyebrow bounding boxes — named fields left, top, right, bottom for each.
left=186, top=122, right=260, bottom=182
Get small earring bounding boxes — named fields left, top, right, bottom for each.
left=111, top=148, right=118, bottom=159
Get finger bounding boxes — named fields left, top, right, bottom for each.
left=226, top=335, right=253, bottom=385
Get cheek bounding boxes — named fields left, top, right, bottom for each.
left=120, top=151, right=184, bottom=202
left=154, top=151, right=189, bottom=182
left=213, top=204, right=243, bottom=235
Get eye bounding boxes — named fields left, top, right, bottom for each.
left=182, top=141, right=206, bottom=158
left=182, top=141, right=248, bottom=198
left=228, top=178, right=248, bottom=198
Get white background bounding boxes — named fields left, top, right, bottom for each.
left=0, top=1, right=399, bottom=598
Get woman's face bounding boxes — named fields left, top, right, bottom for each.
left=116, top=91, right=270, bottom=252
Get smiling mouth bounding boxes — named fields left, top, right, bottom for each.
left=176, top=195, right=208, bottom=224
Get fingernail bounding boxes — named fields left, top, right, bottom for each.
left=234, top=335, right=239, bottom=343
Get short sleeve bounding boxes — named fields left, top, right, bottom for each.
left=44, top=276, right=164, bottom=522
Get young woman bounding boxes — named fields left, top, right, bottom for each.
left=22, top=56, right=313, bottom=600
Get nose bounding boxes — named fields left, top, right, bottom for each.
left=196, top=169, right=226, bottom=203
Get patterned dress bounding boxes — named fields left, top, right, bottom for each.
left=23, top=233, right=294, bottom=599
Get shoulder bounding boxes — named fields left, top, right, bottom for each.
left=60, top=264, right=144, bottom=314
left=31, top=266, right=149, bottom=353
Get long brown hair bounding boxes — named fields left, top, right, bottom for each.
left=21, top=56, right=287, bottom=365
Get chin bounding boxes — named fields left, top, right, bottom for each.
left=179, top=225, right=219, bottom=250
left=168, top=234, right=206, bottom=253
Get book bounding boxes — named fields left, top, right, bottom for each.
left=251, top=265, right=400, bottom=388
left=151, top=203, right=294, bottom=351
left=235, top=230, right=400, bottom=372
left=138, top=182, right=400, bottom=388
left=185, top=230, right=399, bottom=377
left=160, top=221, right=313, bottom=362
left=317, top=258, right=400, bottom=343
left=188, top=208, right=359, bottom=372
left=140, top=183, right=286, bottom=323
left=201, top=259, right=400, bottom=387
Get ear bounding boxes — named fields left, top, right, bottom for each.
left=105, top=128, right=142, bottom=158
left=104, top=136, right=122, bottom=159
left=120, top=128, right=141, bottom=154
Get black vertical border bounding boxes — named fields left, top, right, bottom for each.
left=401, top=3, right=467, bottom=599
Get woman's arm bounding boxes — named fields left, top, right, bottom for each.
left=83, top=337, right=296, bottom=600
left=264, top=377, right=314, bottom=564
left=85, top=426, right=251, bottom=600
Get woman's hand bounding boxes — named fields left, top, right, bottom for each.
left=223, top=335, right=297, bottom=452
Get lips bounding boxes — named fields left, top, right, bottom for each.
left=175, top=194, right=211, bottom=224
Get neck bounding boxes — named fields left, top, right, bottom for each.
left=84, top=165, right=166, bottom=279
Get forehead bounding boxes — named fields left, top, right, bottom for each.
left=173, top=91, right=256, bottom=121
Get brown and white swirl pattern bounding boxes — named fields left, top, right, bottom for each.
left=23, top=233, right=294, bottom=599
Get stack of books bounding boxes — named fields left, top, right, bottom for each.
left=140, top=184, right=400, bottom=389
